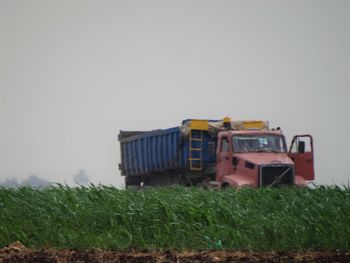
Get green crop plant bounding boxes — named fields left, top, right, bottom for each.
left=0, top=185, right=349, bottom=250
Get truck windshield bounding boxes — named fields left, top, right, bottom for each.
left=232, top=134, right=287, bottom=153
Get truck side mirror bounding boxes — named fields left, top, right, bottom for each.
left=298, top=141, right=305, bottom=153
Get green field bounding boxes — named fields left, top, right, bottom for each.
left=0, top=185, right=349, bottom=250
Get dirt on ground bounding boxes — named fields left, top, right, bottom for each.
left=1, top=242, right=350, bottom=263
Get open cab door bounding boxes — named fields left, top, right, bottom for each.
left=288, top=135, right=314, bottom=180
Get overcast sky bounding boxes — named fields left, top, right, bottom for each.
left=1, top=0, right=349, bottom=187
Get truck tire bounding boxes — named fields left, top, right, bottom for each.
left=125, top=176, right=141, bottom=187
left=221, top=182, right=230, bottom=189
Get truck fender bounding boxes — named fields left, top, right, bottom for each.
left=295, top=175, right=308, bottom=187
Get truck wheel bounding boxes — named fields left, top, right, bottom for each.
left=125, top=176, right=141, bottom=187
left=221, top=182, right=230, bottom=189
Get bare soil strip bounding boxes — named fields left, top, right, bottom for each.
left=1, top=243, right=350, bottom=263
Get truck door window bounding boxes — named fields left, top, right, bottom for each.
left=290, top=137, right=312, bottom=153
left=221, top=138, right=229, bottom=152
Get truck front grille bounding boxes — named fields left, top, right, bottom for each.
left=259, top=165, right=294, bottom=187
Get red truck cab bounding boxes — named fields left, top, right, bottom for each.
left=216, top=130, right=314, bottom=188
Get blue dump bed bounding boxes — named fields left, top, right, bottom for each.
left=119, top=126, right=217, bottom=176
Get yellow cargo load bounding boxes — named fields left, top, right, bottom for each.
left=189, top=119, right=209, bottom=130
left=241, top=120, right=266, bottom=130
left=180, top=118, right=269, bottom=137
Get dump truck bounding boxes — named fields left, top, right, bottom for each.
left=118, top=118, right=314, bottom=188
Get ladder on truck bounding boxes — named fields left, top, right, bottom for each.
left=189, top=130, right=203, bottom=170
left=188, top=120, right=208, bottom=171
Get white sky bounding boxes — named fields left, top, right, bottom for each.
left=1, top=0, right=349, bottom=187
